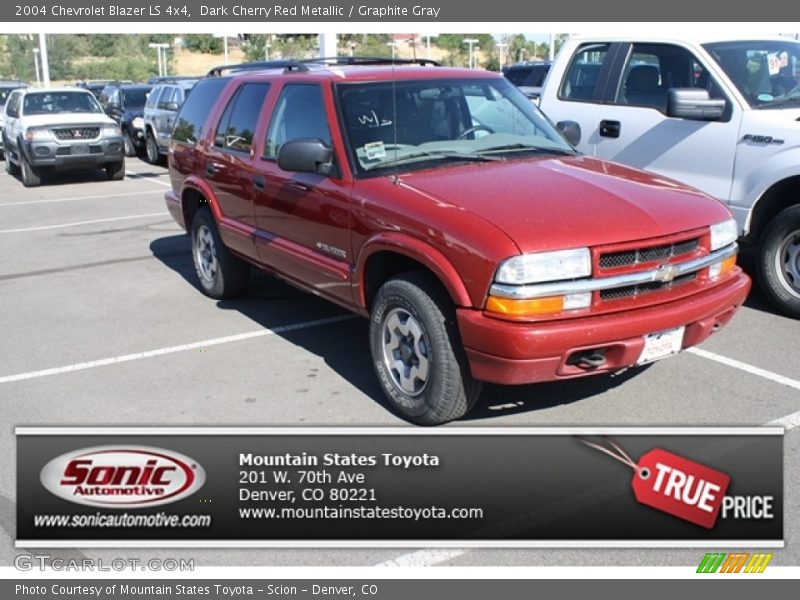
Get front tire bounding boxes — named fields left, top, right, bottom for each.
left=759, top=205, right=800, bottom=318
left=20, top=153, right=41, bottom=187
left=369, top=272, right=482, bottom=425
left=105, top=159, right=125, bottom=181
left=190, top=207, right=250, bottom=299
left=145, top=130, right=161, bottom=165
left=123, top=130, right=137, bottom=157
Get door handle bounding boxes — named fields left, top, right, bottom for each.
left=253, top=175, right=265, bottom=190
left=205, top=162, right=223, bottom=176
left=599, top=120, right=621, bottom=138
left=287, top=181, right=310, bottom=193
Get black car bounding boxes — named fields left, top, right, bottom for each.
left=502, top=61, right=552, bottom=101
left=98, top=83, right=152, bottom=156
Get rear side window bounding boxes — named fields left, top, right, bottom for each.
left=172, top=77, right=230, bottom=145
left=559, top=43, right=610, bottom=101
left=213, top=82, right=270, bottom=154
left=264, top=84, right=331, bottom=159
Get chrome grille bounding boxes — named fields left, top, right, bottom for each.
left=599, top=272, right=697, bottom=301
left=599, top=238, right=700, bottom=269
left=52, top=127, right=100, bottom=141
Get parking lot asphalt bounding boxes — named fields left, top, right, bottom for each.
left=0, top=159, right=797, bottom=568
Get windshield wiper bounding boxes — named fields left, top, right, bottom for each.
left=475, top=143, right=576, bottom=156
left=367, top=150, right=501, bottom=170
left=755, top=96, right=800, bottom=109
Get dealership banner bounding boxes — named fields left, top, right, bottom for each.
left=16, top=428, right=783, bottom=547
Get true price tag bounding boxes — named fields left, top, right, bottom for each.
left=580, top=439, right=730, bottom=530
left=633, top=448, right=730, bottom=529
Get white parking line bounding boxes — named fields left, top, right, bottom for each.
left=687, top=347, right=800, bottom=392
left=0, top=315, right=356, bottom=384
left=0, top=190, right=163, bottom=208
left=0, top=212, right=168, bottom=234
left=125, top=170, right=172, bottom=187
left=374, top=549, right=468, bottom=567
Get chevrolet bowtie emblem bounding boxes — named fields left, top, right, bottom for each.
left=653, top=264, right=680, bottom=283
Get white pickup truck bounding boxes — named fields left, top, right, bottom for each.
left=540, top=34, right=800, bottom=317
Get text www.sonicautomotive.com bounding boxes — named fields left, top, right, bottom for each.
left=33, top=513, right=211, bottom=528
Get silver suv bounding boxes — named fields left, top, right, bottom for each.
left=143, top=78, right=198, bottom=164
left=3, top=87, right=124, bottom=186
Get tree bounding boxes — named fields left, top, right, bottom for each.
left=183, top=34, right=222, bottom=54
left=242, top=34, right=269, bottom=62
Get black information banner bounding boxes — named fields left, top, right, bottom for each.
left=16, top=428, right=783, bottom=546
left=0, top=0, right=789, bottom=23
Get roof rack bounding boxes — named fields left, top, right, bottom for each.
left=304, top=56, right=441, bottom=67
left=206, top=56, right=442, bottom=77
left=207, top=60, right=306, bottom=77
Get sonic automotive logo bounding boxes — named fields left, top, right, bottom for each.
left=40, top=446, right=205, bottom=508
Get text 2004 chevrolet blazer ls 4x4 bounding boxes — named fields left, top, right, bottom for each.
left=164, top=59, right=750, bottom=424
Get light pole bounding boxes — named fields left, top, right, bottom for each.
left=32, top=48, right=41, bottom=86
left=213, top=34, right=234, bottom=65
left=38, top=33, right=50, bottom=88
left=463, top=38, right=479, bottom=69
left=496, top=42, right=507, bottom=71
left=148, top=43, right=169, bottom=76
left=265, top=43, right=271, bottom=61
left=387, top=41, right=398, bottom=61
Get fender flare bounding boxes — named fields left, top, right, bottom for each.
left=355, top=232, right=473, bottom=308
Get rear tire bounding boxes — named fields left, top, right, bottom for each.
left=369, top=272, right=482, bottom=425
left=759, top=205, right=800, bottom=318
left=106, top=159, right=125, bottom=181
left=20, top=153, right=41, bottom=187
left=190, top=207, right=250, bottom=299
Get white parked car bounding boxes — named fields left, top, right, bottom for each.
left=2, top=87, right=125, bottom=186
left=540, top=34, right=800, bottom=317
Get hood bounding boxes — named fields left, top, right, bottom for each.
left=396, top=155, right=731, bottom=253
left=22, top=113, right=116, bottom=128
left=123, top=108, right=144, bottom=120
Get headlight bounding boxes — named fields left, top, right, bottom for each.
left=710, top=218, right=738, bottom=251
left=132, top=117, right=144, bottom=130
left=495, top=248, right=592, bottom=285
left=103, top=124, right=122, bottom=137
left=24, top=127, right=51, bottom=142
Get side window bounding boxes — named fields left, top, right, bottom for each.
left=264, top=84, right=331, bottom=159
left=157, top=87, right=175, bottom=109
left=213, top=82, right=270, bottom=154
left=172, top=77, right=231, bottom=145
left=559, top=43, right=610, bottom=101
left=6, top=93, right=19, bottom=118
left=615, top=43, right=726, bottom=112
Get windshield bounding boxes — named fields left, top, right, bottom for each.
left=122, top=89, right=150, bottom=109
left=704, top=40, right=800, bottom=108
left=336, top=78, right=574, bottom=176
left=22, top=91, right=104, bottom=115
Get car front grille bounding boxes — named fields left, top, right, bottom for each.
left=52, top=127, right=100, bottom=141
left=599, top=238, right=700, bottom=270
left=599, top=272, right=697, bottom=302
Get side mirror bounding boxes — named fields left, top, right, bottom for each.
left=165, top=102, right=179, bottom=111
left=277, top=138, right=335, bottom=176
left=667, top=88, right=725, bottom=121
left=556, top=120, right=581, bottom=147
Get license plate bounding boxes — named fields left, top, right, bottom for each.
left=637, top=326, right=685, bottom=365
left=71, top=144, right=89, bottom=155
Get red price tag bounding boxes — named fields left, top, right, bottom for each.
left=632, top=448, right=730, bottom=529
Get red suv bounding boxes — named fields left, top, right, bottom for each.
left=165, top=58, right=750, bottom=424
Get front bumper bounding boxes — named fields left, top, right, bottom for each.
left=25, top=136, right=124, bottom=169
left=458, top=269, right=751, bottom=385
